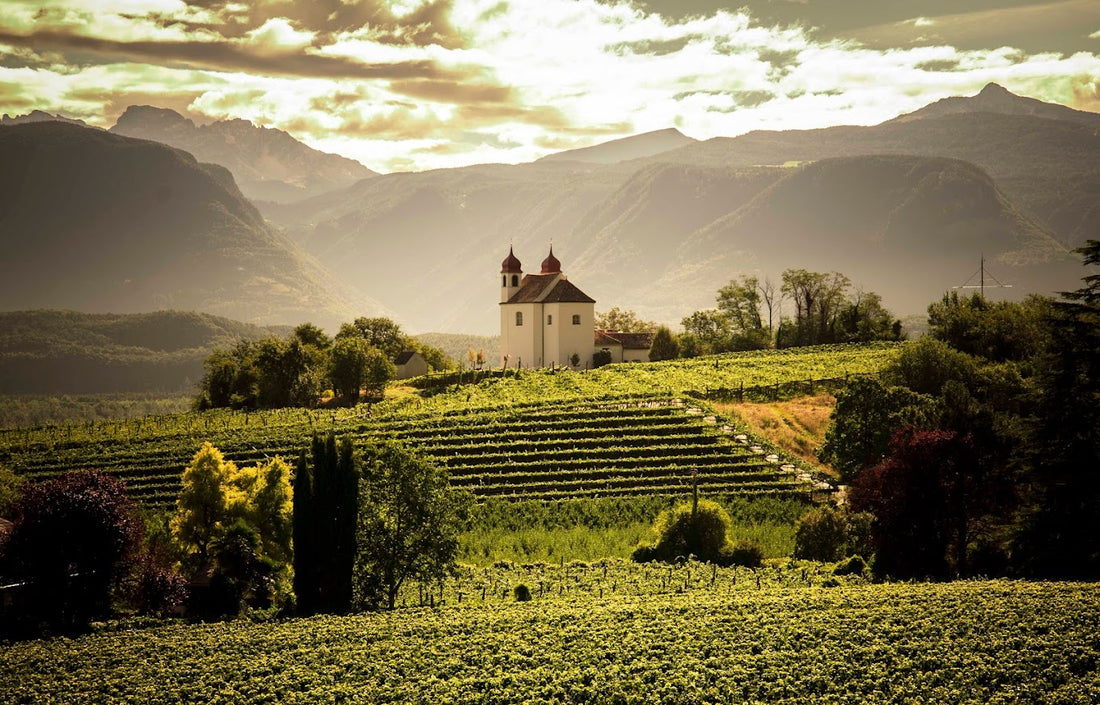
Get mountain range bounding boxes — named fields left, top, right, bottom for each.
left=0, top=122, right=385, bottom=330
left=0, top=84, right=1094, bottom=335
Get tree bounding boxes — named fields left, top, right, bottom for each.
left=0, top=470, right=143, bottom=632
left=293, top=322, right=331, bottom=350
left=255, top=337, right=325, bottom=409
left=778, top=269, right=851, bottom=347
left=295, top=434, right=359, bottom=614
left=648, top=326, right=680, bottom=361
left=679, top=309, right=730, bottom=355
left=340, top=317, right=407, bottom=361
left=171, top=442, right=235, bottom=567
left=716, top=275, right=770, bottom=349
left=793, top=507, right=873, bottom=562
left=329, top=336, right=371, bottom=403
left=633, top=499, right=745, bottom=565
left=850, top=428, right=994, bottom=580
left=818, top=377, right=935, bottom=484
left=355, top=440, right=466, bottom=610
left=362, top=346, right=396, bottom=400
left=1013, top=240, right=1100, bottom=579
left=595, top=307, right=657, bottom=333
left=928, top=292, right=1050, bottom=364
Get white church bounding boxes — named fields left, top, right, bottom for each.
left=499, top=246, right=653, bottom=369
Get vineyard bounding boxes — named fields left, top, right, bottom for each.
left=0, top=344, right=899, bottom=507
left=2, top=562, right=1096, bottom=703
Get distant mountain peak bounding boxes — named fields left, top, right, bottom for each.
left=1, top=110, right=89, bottom=127
left=537, top=127, right=697, bottom=165
left=887, top=82, right=1100, bottom=127
left=110, top=105, right=375, bottom=203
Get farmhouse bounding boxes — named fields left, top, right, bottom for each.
left=393, top=351, right=427, bottom=380
left=499, top=247, right=653, bottom=368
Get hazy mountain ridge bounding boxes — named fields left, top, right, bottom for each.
left=0, top=122, right=384, bottom=329
left=110, top=106, right=377, bottom=203
left=0, top=309, right=289, bottom=394
left=537, top=128, right=697, bottom=164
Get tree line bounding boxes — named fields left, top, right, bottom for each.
left=812, top=241, right=1100, bottom=581
left=196, top=317, right=451, bottom=410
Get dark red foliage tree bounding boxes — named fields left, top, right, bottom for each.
left=0, top=470, right=143, bottom=632
left=851, top=428, right=993, bottom=580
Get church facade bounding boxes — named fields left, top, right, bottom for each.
left=499, top=246, right=597, bottom=369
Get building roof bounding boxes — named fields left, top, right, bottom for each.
left=540, top=246, right=561, bottom=274
left=503, top=274, right=595, bottom=304
left=501, top=246, right=522, bottom=273
left=394, top=351, right=422, bottom=365
left=594, top=330, right=655, bottom=349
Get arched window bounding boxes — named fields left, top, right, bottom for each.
left=501, top=275, right=506, bottom=286
left=572, top=314, right=581, bottom=325
left=516, top=312, right=523, bottom=326
left=511, top=274, right=519, bottom=287
left=547, top=314, right=553, bottom=325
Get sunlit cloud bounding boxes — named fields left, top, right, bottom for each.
left=0, top=0, right=1098, bottom=172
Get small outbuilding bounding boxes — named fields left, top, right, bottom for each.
left=394, top=351, right=428, bottom=380
left=594, top=330, right=655, bottom=363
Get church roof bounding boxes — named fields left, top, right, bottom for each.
left=540, top=246, right=562, bottom=274
left=504, top=274, right=595, bottom=304
left=501, top=246, right=522, bottom=273
left=594, top=330, right=655, bottom=350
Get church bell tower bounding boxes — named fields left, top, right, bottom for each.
left=501, top=246, right=522, bottom=302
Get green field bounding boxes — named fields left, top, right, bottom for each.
left=2, top=563, right=1096, bottom=704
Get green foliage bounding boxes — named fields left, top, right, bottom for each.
left=833, top=554, right=866, bottom=576
left=595, top=307, right=657, bottom=333
left=818, top=376, right=935, bottom=483
left=928, top=291, right=1051, bottom=364
left=1013, top=240, right=1100, bottom=579
left=648, top=326, right=680, bottom=361
left=513, top=583, right=531, bottom=601
left=355, top=440, right=467, bottom=610
left=638, top=499, right=734, bottom=564
left=592, top=349, right=612, bottom=367
left=171, top=442, right=234, bottom=565
left=722, top=539, right=764, bottom=568
left=793, top=506, right=872, bottom=562
left=0, top=463, right=24, bottom=517
left=295, top=434, right=359, bottom=614
left=361, top=347, right=396, bottom=399
left=328, top=336, right=371, bottom=403
left=6, top=574, right=1097, bottom=702
left=777, top=269, right=902, bottom=348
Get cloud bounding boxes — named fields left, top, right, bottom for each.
left=1, top=0, right=1099, bottom=173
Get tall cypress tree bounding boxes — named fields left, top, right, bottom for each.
left=291, top=449, right=316, bottom=614
left=334, top=437, right=360, bottom=610
left=298, top=433, right=359, bottom=613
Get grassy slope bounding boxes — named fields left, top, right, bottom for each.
left=713, top=394, right=837, bottom=476
left=2, top=568, right=1097, bottom=703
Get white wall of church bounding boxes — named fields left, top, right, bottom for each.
left=500, top=302, right=540, bottom=368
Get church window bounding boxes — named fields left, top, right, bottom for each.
left=547, top=315, right=553, bottom=325
left=516, top=312, right=523, bottom=326
left=572, top=314, right=581, bottom=325
left=502, top=275, right=506, bottom=286
left=511, top=274, right=519, bottom=287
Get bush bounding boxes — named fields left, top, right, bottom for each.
left=721, top=540, right=764, bottom=568
left=130, top=558, right=189, bottom=618
left=513, top=584, right=531, bottom=602
left=631, top=544, right=657, bottom=563
left=793, top=507, right=848, bottom=562
left=793, top=507, right=875, bottom=562
left=592, top=349, right=612, bottom=368
left=650, top=500, right=734, bottom=563
left=833, top=555, right=867, bottom=577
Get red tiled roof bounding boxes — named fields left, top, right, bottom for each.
left=594, top=330, right=654, bottom=349
left=503, top=274, right=595, bottom=304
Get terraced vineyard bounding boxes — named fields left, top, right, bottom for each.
left=2, top=400, right=825, bottom=507
left=0, top=344, right=897, bottom=507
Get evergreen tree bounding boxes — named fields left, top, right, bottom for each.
left=292, top=450, right=317, bottom=614
left=648, top=326, right=680, bottom=361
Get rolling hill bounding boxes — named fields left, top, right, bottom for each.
left=0, top=310, right=289, bottom=394
left=0, top=122, right=384, bottom=329
left=110, top=106, right=376, bottom=203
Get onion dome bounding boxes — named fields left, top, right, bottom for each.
left=501, top=246, right=522, bottom=273
left=540, top=245, right=561, bottom=274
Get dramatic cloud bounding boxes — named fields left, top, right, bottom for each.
left=1, top=0, right=1098, bottom=171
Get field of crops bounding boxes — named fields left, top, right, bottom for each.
left=0, top=344, right=897, bottom=507
left=2, top=563, right=1096, bottom=703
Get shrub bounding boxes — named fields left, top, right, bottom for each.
left=650, top=500, right=734, bottom=563
left=592, top=349, right=612, bottom=368
left=513, top=584, right=531, bottom=602
left=722, top=540, right=764, bottom=569
left=130, top=558, right=189, bottom=618
left=833, top=555, right=867, bottom=577
left=631, top=544, right=657, bottom=563
left=793, top=506, right=875, bottom=563
left=793, top=507, right=849, bottom=562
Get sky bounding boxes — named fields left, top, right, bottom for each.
left=1, top=0, right=1098, bottom=172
